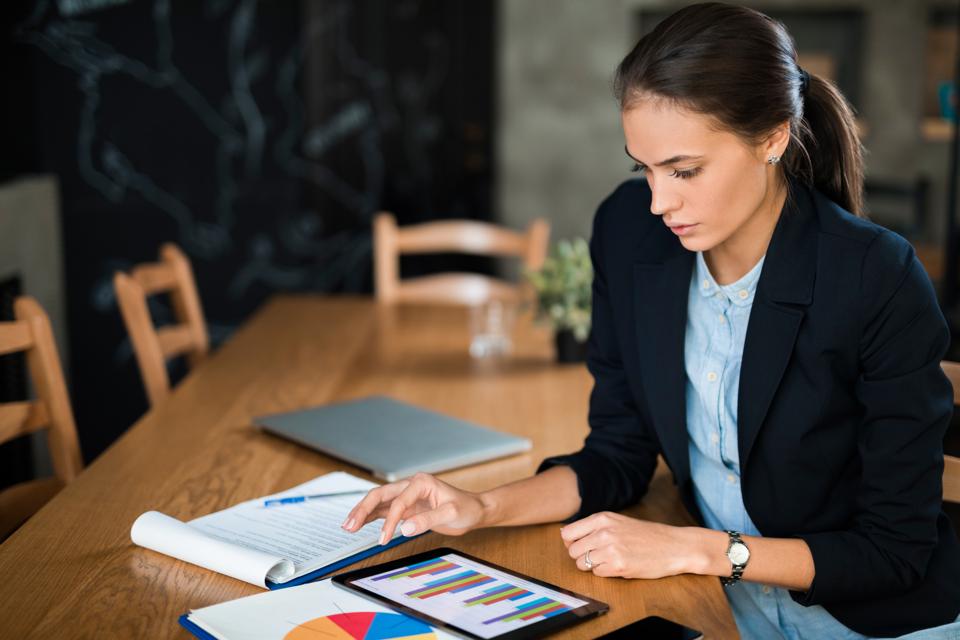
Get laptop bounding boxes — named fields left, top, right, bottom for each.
left=255, top=396, right=533, bottom=481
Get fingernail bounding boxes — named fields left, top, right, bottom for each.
left=401, top=522, right=416, bottom=536
left=379, top=531, right=388, bottom=545
left=343, top=518, right=355, bottom=530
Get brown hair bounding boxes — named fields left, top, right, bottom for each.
left=615, top=2, right=865, bottom=217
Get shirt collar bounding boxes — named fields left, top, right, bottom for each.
left=695, top=251, right=765, bottom=307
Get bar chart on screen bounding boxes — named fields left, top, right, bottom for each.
left=355, top=553, right=589, bottom=638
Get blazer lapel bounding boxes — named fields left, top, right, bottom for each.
left=634, top=247, right=695, bottom=485
left=738, top=182, right=819, bottom=469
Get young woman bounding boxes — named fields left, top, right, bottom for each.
left=343, top=4, right=960, bottom=638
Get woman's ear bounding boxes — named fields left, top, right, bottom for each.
left=761, top=121, right=792, bottom=160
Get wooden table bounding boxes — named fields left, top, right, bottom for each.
left=0, top=296, right=738, bottom=639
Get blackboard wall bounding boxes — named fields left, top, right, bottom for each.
left=4, top=0, right=495, bottom=462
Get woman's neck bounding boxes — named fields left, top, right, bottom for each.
left=704, top=178, right=788, bottom=285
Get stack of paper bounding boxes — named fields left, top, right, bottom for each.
left=131, top=472, right=408, bottom=588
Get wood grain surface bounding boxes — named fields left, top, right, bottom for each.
left=0, top=296, right=738, bottom=639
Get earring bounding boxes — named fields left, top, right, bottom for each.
left=767, top=155, right=781, bottom=165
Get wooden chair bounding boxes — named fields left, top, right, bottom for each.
left=114, top=244, right=209, bottom=407
left=940, top=361, right=960, bottom=503
left=373, top=212, right=550, bottom=305
left=0, top=296, right=83, bottom=540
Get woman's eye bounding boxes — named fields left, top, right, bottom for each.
left=670, top=167, right=701, bottom=180
left=630, top=163, right=646, bottom=175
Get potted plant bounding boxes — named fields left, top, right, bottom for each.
left=526, top=238, right=592, bottom=363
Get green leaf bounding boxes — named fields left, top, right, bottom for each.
left=525, top=237, right=593, bottom=336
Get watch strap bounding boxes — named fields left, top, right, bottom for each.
left=720, top=530, right=748, bottom=586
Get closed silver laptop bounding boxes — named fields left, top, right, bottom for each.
left=255, top=396, right=532, bottom=481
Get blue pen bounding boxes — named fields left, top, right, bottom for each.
left=263, top=489, right=368, bottom=507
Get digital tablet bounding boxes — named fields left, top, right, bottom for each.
left=332, top=547, right=609, bottom=640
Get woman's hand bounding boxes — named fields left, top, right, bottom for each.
left=342, top=472, right=490, bottom=544
left=561, top=512, right=709, bottom=579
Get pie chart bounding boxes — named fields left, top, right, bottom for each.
left=284, top=612, right=436, bottom=640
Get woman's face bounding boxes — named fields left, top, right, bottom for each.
left=621, top=99, right=787, bottom=254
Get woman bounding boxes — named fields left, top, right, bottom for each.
left=343, top=4, right=960, bottom=638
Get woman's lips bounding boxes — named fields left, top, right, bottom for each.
left=667, top=223, right=698, bottom=236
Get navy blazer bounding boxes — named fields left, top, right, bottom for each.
left=540, top=178, right=960, bottom=636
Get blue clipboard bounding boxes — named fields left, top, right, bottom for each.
left=266, top=533, right=412, bottom=589
left=179, top=614, right=217, bottom=640
left=178, top=533, right=416, bottom=638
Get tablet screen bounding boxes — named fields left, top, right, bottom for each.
left=334, top=548, right=608, bottom=640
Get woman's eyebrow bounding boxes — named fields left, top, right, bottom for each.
left=624, top=146, right=703, bottom=167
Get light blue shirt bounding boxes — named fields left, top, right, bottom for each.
left=684, top=251, right=960, bottom=640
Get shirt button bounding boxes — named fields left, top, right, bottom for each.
left=702, top=279, right=711, bottom=290
left=726, top=474, right=736, bottom=484
left=738, top=290, right=749, bottom=300
left=715, top=292, right=723, bottom=299
left=706, top=372, right=718, bottom=382
left=710, top=433, right=719, bottom=444
left=762, top=585, right=772, bottom=595
left=718, top=315, right=726, bottom=324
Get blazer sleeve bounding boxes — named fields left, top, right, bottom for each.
left=791, top=229, right=954, bottom=605
left=537, top=192, right=663, bottom=522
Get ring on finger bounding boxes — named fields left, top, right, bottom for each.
left=584, top=549, right=594, bottom=570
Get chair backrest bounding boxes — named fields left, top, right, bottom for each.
left=939, top=360, right=960, bottom=503
left=114, top=243, right=209, bottom=407
left=373, top=212, right=550, bottom=305
left=0, top=296, right=82, bottom=485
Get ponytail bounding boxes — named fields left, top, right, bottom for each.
left=789, top=73, right=866, bottom=217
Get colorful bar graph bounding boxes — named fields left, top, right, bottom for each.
left=464, top=585, right=531, bottom=606
left=449, top=576, right=495, bottom=593
left=481, top=597, right=573, bottom=625
left=518, top=602, right=568, bottom=620
left=356, top=554, right=589, bottom=637
left=405, top=562, right=458, bottom=579
left=422, top=570, right=477, bottom=588
left=372, top=558, right=458, bottom=581
left=406, top=570, right=477, bottom=596
left=406, top=570, right=499, bottom=599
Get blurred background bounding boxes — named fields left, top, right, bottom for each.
left=1, top=0, right=958, bottom=493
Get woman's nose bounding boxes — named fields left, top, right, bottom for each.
left=650, top=187, right=679, bottom=217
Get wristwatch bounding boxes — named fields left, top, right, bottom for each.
left=721, top=530, right=750, bottom=586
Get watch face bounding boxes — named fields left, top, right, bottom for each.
left=728, top=542, right=750, bottom=565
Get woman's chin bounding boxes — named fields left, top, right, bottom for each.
left=677, top=234, right=714, bottom=253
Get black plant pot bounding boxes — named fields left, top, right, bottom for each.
left=554, top=329, right=588, bottom=363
